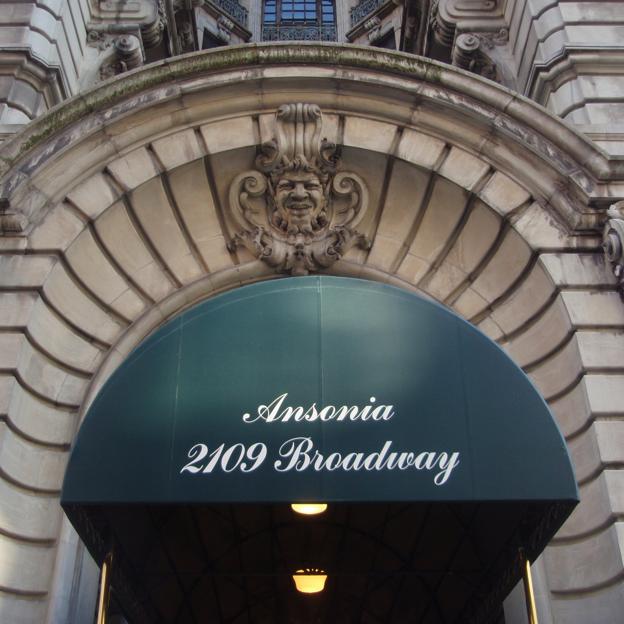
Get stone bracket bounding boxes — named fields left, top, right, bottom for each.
left=0, top=198, right=28, bottom=235
left=603, top=201, right=624, bottom=299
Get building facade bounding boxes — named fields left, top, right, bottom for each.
left=0, top=1, right=624, bottom=623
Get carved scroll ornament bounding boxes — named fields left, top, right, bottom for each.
left=603, top=200, right=624, bottom=298
left=228, top=104, right=370, bottom=276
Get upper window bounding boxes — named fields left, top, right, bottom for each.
left=262, top=1, right=336, bottom=40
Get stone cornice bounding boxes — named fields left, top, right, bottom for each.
left=527, top=46, right=624, bottom=108
left=0, top=43, right=622, bottom=233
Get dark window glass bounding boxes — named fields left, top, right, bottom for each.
left=281, top=0, right=317, bottom=21
left=202, top=29, right=225, bottom=49
left=372, top=29, right=396, bottom=50
left=262, top=0, right=336, bottom=40
left=264, top=0, right=277, bottom=22
left=321, top=0, right=334, bottom=23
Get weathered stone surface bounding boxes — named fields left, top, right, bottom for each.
left=0, top=424, right=67, bottom=491
left=107, top=147, right=159, bottom=190
left=0, top=474, right=61, bottom=540
left=511, top=202, right=570, bottom=250
left=396, top=129, right=445, bottom=169
left=0, top=291, right=36, bottom=326
left=0, top=255, right=55, bottom=288
left=343, top=116, right=397, bottom=153
left=6, top=377, right=75, bottom=445
left=0, top=530, right=57, bottom=595
left=167, top=159, right=234, bottom=273
left=66, top=173, right=119, bottom=221
left=65, top=227, right=147, bottom=319
left=200, top=116, right=255, bottom=154
left=130, top=177, right=203, bottom=284
left=568, top=425, right=602, bottom=484
left=491, top=263, right=555, bottom=334
left=562, top=291, right=624, bottom=326
left=0, top=43, right=621, bottom=624
left=557, top=473, right=612, bottom=539
left=425, top=200, right=501, bottom=301
left=396, top=177, right=468, bottom=284
left=0, top=591, right=47, bottom=624
left=541, top=253, right=616, bottom=288
left=94, top=199, right=175, bottom=300
left=455, top=228, right=532, bottom=313
left=546, top=524, right=624, bottom=592
left=28, top=203, right=84, bottom=251
left=550, top=378, right=591, bottom=438
left=550, top=581, right=624, bottom=624
left=367, top=162, right=429, bottom=271
left=151, top=129, right=203, bottom=171
left=42, top=263, right=124, bottom=344
left=479, top=172, right=531, bottom=216
left=502, top=295, right=571, bottom=367
left=529, top=335, right=581, bottom=399
left=438, top=146, right=490, bottom=191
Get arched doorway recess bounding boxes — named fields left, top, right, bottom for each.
left=0, top=44, right=622, bottom=623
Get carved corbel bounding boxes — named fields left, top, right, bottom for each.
left=431, top=1, right=455, bottom=48
left=0, top=198, right=28, bottom=235
left=96, top=34, right=143, bottom=80
left=364, top=16, right=382, bottom=41
left=141, top=0, right=166, bottom=48
left=227, top=104, right=371, bottom=276
left=603, top=200, right=624, bottom=297
left=452, top=32, right=500, bottom=82
left=217, top=16, right=234, bottom=42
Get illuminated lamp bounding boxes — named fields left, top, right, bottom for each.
left=290, top=503, right=328, bottom=515
left=292, top=569, right=327, bottom=593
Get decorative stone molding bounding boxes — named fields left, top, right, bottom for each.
left=452, top=32, right=479, bottom=66
left=228, top=103, right=371, bottom=275
left=364, top=16, right=382, bottom=41
left=141, top=0, right=166, bottom=48
left=603, top=200, right=624, bottom=298
left=477, top=27, right=508, bottom=50
left=98, top=34, right=144, bottom=80
left=452, top=32, right=498, bottom=82
left=0, top=198, right=27, bottom=234
left=175, top=12, right=196, bottom=52
left=432, top=0, right=507, bottom=59
left=432, top=1, right=455, bottom=48
left=351, top=0, right=389, bottom=28
left=87, top=30, right=115, bottom=51
left=262, top=24, right=337, bottom=41
left=209, top=0, right=248, bottom=27
left=217, top=15, right=235, bottom=42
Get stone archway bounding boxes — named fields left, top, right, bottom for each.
left=0, top=44, right=622, bottom=624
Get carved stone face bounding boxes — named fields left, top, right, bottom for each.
left=274, top=170, right=325, bottom=232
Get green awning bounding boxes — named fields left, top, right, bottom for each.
left=63, top=276, right=577, bottom=506
left=61, top=277, right=578, bottom=624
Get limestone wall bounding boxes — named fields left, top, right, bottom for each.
left=0, top=46, right=622, bottom=623
left=0, top=0, right=158, bottom=127
left=505, top=0, right=624, bottom=154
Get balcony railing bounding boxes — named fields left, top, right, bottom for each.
left=350, top=0, right=387, bottom=27
left=262, top=24, right=337, bottom=41
left=211, top=0, right=248, bottom=27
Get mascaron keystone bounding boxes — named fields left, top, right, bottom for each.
left=228, top=103, right=371, bottom=276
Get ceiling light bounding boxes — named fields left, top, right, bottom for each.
left=290, top=503, right=327, bottom=515
left=292, top=569, right=327, bottom=593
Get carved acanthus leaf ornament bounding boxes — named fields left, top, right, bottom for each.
left=228, top=104, right=370, bottom=276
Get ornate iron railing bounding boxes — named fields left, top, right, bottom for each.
left=350, top=0, right=387, bottom=27
left=262, top=24, right=337, bottom=41
left=211, top=0, right=248, bottom=27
